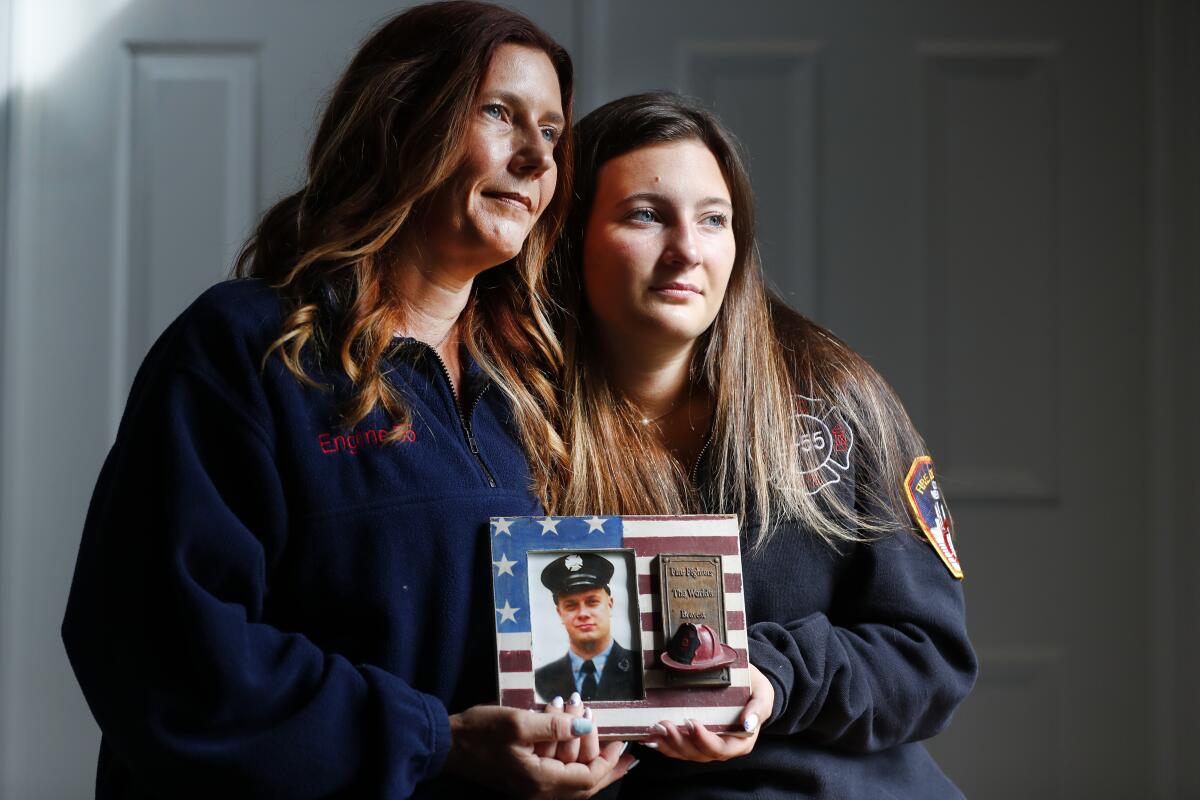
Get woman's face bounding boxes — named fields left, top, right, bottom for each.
left=583, top=140, right=736, bottom=351
left=421, top=43, right=564, bottom=276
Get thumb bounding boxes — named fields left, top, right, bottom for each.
left=741, top=667, right=776, bottom=733
left=520, top=710, right=594, bottom=743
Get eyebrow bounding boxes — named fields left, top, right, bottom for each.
left=491, top=90, right=565, bottom=127
left=619, top=191, right=733, bottom=209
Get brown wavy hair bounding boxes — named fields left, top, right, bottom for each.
left=548, top=92, right=928, bottom=549
left=234, top=1, right=573, bottom=490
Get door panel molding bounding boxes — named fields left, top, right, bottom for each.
left=112, top=43, right=259, bottom=434
left=928, top=647, right=1064, bottom=798
left=920, top=42, right=1061, bottom=505
left=679, top=39, right=823, bottom=317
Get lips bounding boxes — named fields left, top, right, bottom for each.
left=651, top=282, right=702, bottom=295
left=482, top=190, right=532, bottom=212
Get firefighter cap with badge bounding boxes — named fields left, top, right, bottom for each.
left=540, top=552, right=615, bottom=602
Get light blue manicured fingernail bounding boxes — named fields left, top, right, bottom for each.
left=572, top=717, right=594, bottom=736
left=628, top=759, right=641, bottom=771
left=651, top=723, right=667, bottom=737
left=568, top=692, right=582, bottom=706
left=551, top=696, right=564, bottom=708
left=619, top=741, right=629, bottom=755
left=743, top=713, right=759, bottom=733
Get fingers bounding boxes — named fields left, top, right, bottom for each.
left=528, top=754, right=604, bottom=797
left=734, top=692, right=768, bottom=740
left=598, top=739, right=629, bottom=766
left=583, top=749, right=639, bottom=798
left=685, top=718, right=748, bottom=760
left=647, top=718, right=755, bottom=763
left=529, top=745, right=627, bottom=799
left=534, top=696, right=565, bottom=758
left=519, top=705, right=594, bottom=744
left=555, top=693, right=585, bottom=763
left=453, top=704, right=622, bottom=800
left=534, top=696, right=602, bottom=765
left=576, top=707, right=600, bottom=763
left=744, top=665, right=775, bottom=730
left=647, top=720, right=702, bottom=761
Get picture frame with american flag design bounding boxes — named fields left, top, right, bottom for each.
left=490, top=514, right=751, bottom=740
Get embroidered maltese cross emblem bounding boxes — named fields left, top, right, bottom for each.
left=793, top=395, right=854, bottom=495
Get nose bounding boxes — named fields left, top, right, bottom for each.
left=511, top=126, right=554, bottom=179
left=662, top=223, right=701, bottom=269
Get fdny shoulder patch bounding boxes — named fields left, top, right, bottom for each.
left=902, top=456, right=963, bottom=580
left=794, top=395, right=854, bottom=495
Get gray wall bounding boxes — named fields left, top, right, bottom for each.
left=1154, top=1, right=1200, bottom=795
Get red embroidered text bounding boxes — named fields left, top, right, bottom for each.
left=318, top=424, right=416, bottom=456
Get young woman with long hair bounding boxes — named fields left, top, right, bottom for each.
left=62, top=4, right=631, bottom=797
left=545, top=92, right=977, bottom=798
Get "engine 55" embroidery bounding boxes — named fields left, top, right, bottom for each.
left=317, top=424, right=416, bottom=456
left=793, top=395, right=854, bottom=494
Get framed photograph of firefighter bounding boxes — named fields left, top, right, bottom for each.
left=490, top=515, right=752, bottom=740
left=527, top=549, right=643, bottom=703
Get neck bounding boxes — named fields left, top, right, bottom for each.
left=389, top=245, right=477, bottom=346
left=603, top=331, right=714, bottom=469
left=570, top=635, right=612, bottom=660
left=604, top=333, right=695, bottom=420
left=387, top=238, right=484, bottom=392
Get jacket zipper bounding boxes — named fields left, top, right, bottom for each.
left=689, top=427, right=714, bottom=485
left=425, top=347, right=498, bottom=488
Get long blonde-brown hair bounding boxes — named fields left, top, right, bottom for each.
left=235, top=1, right=573, bottom=491
left=549, top=92, right=927, bottom=549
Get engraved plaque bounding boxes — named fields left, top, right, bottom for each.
left=657, top=554, right=730, bottom=687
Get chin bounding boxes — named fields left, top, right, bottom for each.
left=475, top=236, right=528, bottom=269
left=636, top=318, right=709, bottom=346
left=470, top=216, right=533, bottom=262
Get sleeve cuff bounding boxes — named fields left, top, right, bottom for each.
left=747, top=637, right=788, bottom=725
left=421, top=694, right=453, bottom=779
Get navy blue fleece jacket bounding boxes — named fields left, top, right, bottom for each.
left=62, top=279, right=540, bottom=798
left=616, top=433, right=978, bottom=798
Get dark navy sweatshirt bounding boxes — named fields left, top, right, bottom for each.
left=615, top=424, right=978, bottom=798
left=62, top=279, right=541, bottom=798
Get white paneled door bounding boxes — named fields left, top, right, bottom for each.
left=2, top=1, right=1159, bottom=798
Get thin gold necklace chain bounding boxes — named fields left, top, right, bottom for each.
left=636, top=398, right=682, bottom=426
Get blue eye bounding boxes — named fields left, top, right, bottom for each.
left=483, top=104, right=506, bottom=120
left=702, top=213, right=729, bottom=228
left=541, top=127, right=560, bottom=143
left=628, top=208, right=657, bottom=224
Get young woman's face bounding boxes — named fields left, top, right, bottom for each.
left=583, top=140, right=736, bottom=350
left=421, top=43, right=564, bottom=274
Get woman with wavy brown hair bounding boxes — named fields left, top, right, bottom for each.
left=545, top=92, right=977, bottom=798
left=62, top=3, right=630, bottom=798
